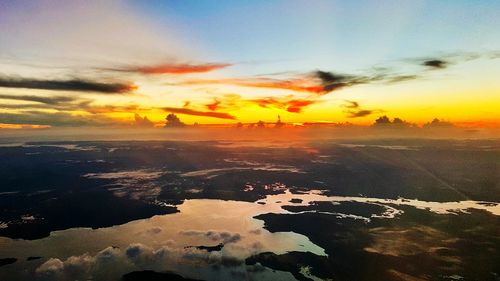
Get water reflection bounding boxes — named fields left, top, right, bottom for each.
left=1, top=189, right=499, bottom=280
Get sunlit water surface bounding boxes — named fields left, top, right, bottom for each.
left=1, top=189, right=499, bottom=280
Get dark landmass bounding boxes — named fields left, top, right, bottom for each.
left=122, top=270, right=204, bottom=281
left=307, top=142, right=499, bottom=202
left=0, top=189, right=176, bottom=240
left=0, top=258, right=16, bottom=267
left=246, top=251, right=331, bottom=281
left=0, top=138, right=499, bottom=243
left=289, top=198, right=303, bottom=203
left=186, top=243, right=224, bottom=252
left=282, top=201, right=387, bottom=218
left=252, top=202, right=500, bottom=281
left=26, top=256, right=41, bottom=261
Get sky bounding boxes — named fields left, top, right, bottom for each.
left=0, top=0, right=499, bottom=128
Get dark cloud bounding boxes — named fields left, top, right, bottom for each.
left=315, top=71, right=364, bottom=92
left=385, top=74, right=420, bottom=83
left=0, top=94, right=78, bottom=105
left=374, top=115, right=391, bottom=125
left=165, top=113, right=186, bottom=127
left=125, top=244, right=152, bottom=259
left=422, top=59, right=448, bottom=69
left=0, top=76, right=136, bottom=93
left=348, top=109, right=374, bottom=118
left=373, top=115, right=413, bottom=127
left=0, top=95, right=146, bottom=116
left=163, top=107, right=236, bottom=120
left=0, top=111, right=119, bottom=127
left=343, top=100, right=359, bottom=109
left=411, top=50, right=500, bottom=69
left=342, top=100, right=379, bottom=118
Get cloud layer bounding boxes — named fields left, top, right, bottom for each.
left=163, top=107, right=236, bottom=120
left=123, top=63, right=231, bottom=75
left=0, top=76, right=136, bottom=94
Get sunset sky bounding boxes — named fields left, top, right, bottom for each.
left=1, top=0, right=500, bottom=128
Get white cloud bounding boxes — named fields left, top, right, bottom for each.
left=180, top=230, right=242, bottom=244
left=35, top=241, right=244, bottom=280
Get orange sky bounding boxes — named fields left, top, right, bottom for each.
left=0, top=1, right=499, bottom=128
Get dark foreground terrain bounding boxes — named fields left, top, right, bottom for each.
left=0, top=139, right=499, bottom=281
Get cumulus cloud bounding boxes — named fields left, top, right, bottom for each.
left=145, top=227, right=163, bottom=235
left=165, top=113, right=186, bottom=127
left=95, top=247, right=121, bottom=263
left=134, top=113, right=154, bottom=127
left=180, top=230, right=242, bottom=244
left=36, top=242, right=244, bottom=281
left=125, top=243, right=156, bottom=265
left=36, top=258, right=64, bottom=275
left=423, top=118, right=455, bottom=128
left=36, top=254, right=94, bottom=281
left=373, top=115, right=414, bottom=127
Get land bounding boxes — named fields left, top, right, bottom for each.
left=0, top=138, right=499, bottom=280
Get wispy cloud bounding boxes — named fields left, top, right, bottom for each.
left=123, top=63, right=232, bottom=75
left=0, top=111, right=119, bottom=127
left=163, top=107, right=236, bottom=120
left=249, top=97, right=316, bottom=113
left=84, top=105, right=143, bottom=114
left=315, top=71, right=364, bottom=93
left=342, top=100, right=380, bottom=118
left=0, top=94, right=147, bottom=115
left=0, top=94, right=78, bottom=105
left=197, top=94, right=317, bottom=113
left=0, top=76, right=136, bottom=94
left=181, top=51, right=500, bottom=96
left=205, top=99, right=221, bottom=111
left=181, top=69, right=425, bottom=95
left=182, top=77, right=326, bottom=94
